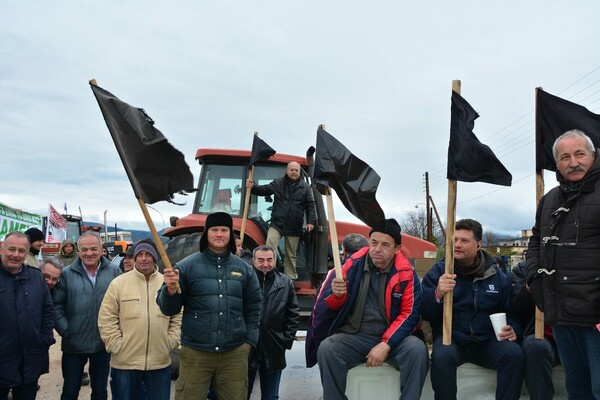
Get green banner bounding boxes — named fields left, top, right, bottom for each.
left=0, top=202, right=43, bottom=241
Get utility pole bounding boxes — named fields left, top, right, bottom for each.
left=425, top=172, right=433, bottom=242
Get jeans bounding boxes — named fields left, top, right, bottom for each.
left=60, top=351, right=111, bottom=400
left=0, top=382, right=38, bottom=400
left=248, top=361, right=282, bottom=400
left=553, top=325, right=600, bottom=400
left=317, top=332, right=429, bottom=400
left=430, top=336, right=525, bottom=400
left=522, top=334, right=559, bottom=400
left=111, top=367, right=169, bottom=400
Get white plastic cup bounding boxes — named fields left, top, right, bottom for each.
left=489, top=312, right=507, bottom=340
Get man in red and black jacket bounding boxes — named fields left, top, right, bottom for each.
left=306, top=219, right=428, bottom=400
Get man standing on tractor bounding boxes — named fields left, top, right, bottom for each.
left=246, top=161, right=317, bottom=279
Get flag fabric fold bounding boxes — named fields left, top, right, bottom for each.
left=313, top=126, right=386, bottom=229
left=249, top=135, right=276, bottom=165
left=447, top=91, right=512, bottom=186
left=90, top=83, right=194, bottom=204
left=536, top=89, right=600, bottom=172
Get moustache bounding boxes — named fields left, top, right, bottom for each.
left=566, top=165, right=586, bottom=174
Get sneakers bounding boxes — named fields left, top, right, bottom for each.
left=81, top=371, right=90, bottom=386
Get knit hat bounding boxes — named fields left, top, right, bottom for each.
left=199, top=212, right=237, bottom=253
left=134, top=241, right=159, bottom=262
left=369, top=218, right=402, bottom=245
left=24, top=227, right=45, bottom=243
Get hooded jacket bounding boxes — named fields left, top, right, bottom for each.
left=57, top=238, right=78, bottom=266
left=525, top=150, right=600, bottom=327
left=421, top=250, right=520, bottom=344
left=251, top=175, right=317, bottom=236
left=52, top=256, right=122, bottom=353
left=99, top=267, right=182, bottom=370
left=0, top=264, right=55, bottom=387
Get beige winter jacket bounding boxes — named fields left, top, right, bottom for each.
left=98, top=266, right=181, bottom=370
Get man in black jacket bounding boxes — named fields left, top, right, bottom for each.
left=248, top=245, right=299, bottom=399
left=526, top=129, right=600, bottom=399
left=0, top=232, right=55, bottom=400
left=247, top=161, right=317, bottom=280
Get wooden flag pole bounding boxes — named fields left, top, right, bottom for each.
left=240, top=132, right=260, bottom=243
left=325, top=188, right=343, bottom=279
left=239, top=166, right=254, bottom=243
left=318, top=124, right=343, bottom=279
left=534, top=87, right=545, bottom=339
left=443, top=80, right=460, bottom=345
left=137, top=198, right=181, bottom=293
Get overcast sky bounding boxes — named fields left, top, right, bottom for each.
left=2, top=1, right=600, bottom=237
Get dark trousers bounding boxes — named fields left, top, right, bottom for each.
left=522, top=334, right=559, bottom=400
left=60, top=351, right=110, bottom=400
left=248, top=361, right=282, bottom=400
left=553, top=325, right=600, bottom=400
left=0, top=382, right=38, bottom=400
left=430, top=336, right=525, bottom=400
left=111, top=366, right=169, bottom=400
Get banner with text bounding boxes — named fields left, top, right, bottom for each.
left=47, top=203, right=67, bottom=243
left=0, top=202, right=43, bottom=241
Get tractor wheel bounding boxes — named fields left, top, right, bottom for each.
left=157, top=232, right=203, bottom=272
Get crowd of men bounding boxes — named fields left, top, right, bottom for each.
left=1, top=134, right=599, bottom=400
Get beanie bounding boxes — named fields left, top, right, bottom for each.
left=25, top=227, right=44, bottom=243
left=134, top=242, right=159, bottom=262
left=199, top=212, right=237, bottom=253
left=369, top=218, right=402, bottom=245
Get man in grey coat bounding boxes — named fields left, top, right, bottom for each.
left=52, top=231, right=121, bottom=400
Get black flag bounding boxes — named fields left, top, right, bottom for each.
left=249, top=135, right=276, bottom=166
left=314, top=126, right=386, bottom=229
left=90, top=83, right=194, bottom=204
left=536, top=89, right=600, bottom=172
left=447, top=91, right=512, bottom=186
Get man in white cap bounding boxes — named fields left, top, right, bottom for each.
left=99, top=239, right=181, bottom=400
left=158, top=212, right=262, bottom=400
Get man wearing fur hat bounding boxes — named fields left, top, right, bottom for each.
left=158, top=212, right=262, bottom=400
left=306, top=218, right=429, bottom=400
left=99, top=239, right=182, bottom=400
left=24, top=227, right=45, bottom=268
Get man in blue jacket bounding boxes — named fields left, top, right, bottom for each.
left=0, top=231, right=55, bottom=400
left=52, top=231, right=121, bottom=400
left=306, top=219, right=429, bottom=400
left=158, top=212, right=262, bottom=400
left=422, top=218, right=524, bottom=400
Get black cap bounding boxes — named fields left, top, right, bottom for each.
left=369, top=218, right=402, bottom=246
left=199, top=212, right=236, bottom=253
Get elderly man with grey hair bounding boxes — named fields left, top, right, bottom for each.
left=526, top=129, right=600, bottom=399
left=341, top=233, right=368, bottom=261
left=52, top=231, right=121, bottom=400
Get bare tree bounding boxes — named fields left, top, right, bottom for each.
left=401, top=208, right=427, bottom=240
left=483, top=230, right=499, bottom=246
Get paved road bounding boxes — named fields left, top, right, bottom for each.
left=37, top=331, right=322, bottom=399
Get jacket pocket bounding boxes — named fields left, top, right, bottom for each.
left=121, top=296, right=141, bottom=320
left=558, top=269, right=600, bottom=320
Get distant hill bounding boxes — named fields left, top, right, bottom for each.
left=82, top=222, right=168, bottom=243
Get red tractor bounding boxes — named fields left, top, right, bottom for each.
left=161, top=146, right=436, bottom=322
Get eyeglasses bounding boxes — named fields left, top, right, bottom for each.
left=43, top=274, right=59, bottom=283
